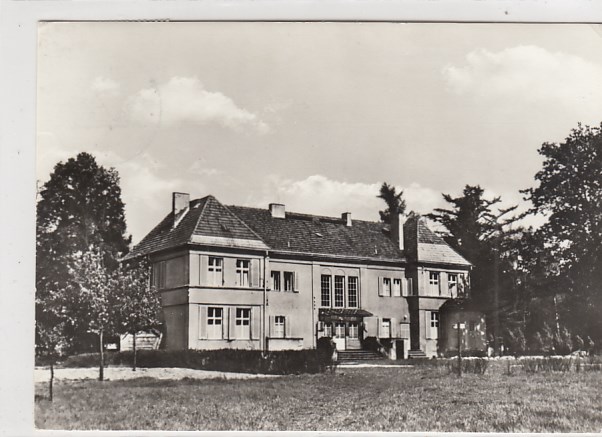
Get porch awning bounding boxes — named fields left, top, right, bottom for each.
left=318, top=308, right=373, bottom=322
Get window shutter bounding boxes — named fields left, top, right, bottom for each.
left=377, top=317, right=383, bottom=338
left=364, top=317, right=378, bottom=337
left=251, top=307, right=261, bottom=340
left=378, top=277, right=384, bottom=297
left=317, top=321, right=324, bottom=332
left=425, top=311, right=431, bottom=339
left=269, top=273, right=274, bottom=291
left=400, top=323, right=410, bottom=339
left=268, top=315, right=274, bottom=338
left=199, top=306, right=208, bottom=339
left=251, top=260, right=260, bottom=288
left=228, top=307, right=236, bottom=340
left=293, top=272, right=299, bottom=292
left=401, top=278, right=408, bottom=297
left=407, top=278, right=413, bottom=296
left=391, top=318, right=399, bottom=338
left=285, top=316, right=292, bottom=338
left=200, top=256, right=209, bottom=286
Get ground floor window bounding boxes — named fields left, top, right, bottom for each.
left=207, top=307, right=223, bottom=339
left=273, top=315, right=285, bottom=338
left=381, top=318, right=391, bottom=338
left=429, top=311, right=439, bottom=339
left=348, top=322, right=359, bottom=339
left=334, top=322, right=346, bottom=339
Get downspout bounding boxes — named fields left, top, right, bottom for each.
left=263, top=250, right=269, bottom=355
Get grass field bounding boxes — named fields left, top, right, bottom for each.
left=35, top=363, right=602, bottom=432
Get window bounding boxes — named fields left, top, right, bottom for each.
left=429, top=312, right=439, bottom=339
left=348, top=322, right=359, bottom=339
left=392, top=278, right=402, bottom=297
left=273, top=316, right=285, bottom=338
left=468, top=321, right=477, bottom=332
left=381, top=318, right=391, bottom=338
left=347, top=276, right=358, bottom=308
left=383, top=278, right=391, bottom=297
left=271, top=271, right=281, bottom=291
left=208, top=257, right=223, bottom=286
left=334, top=276, right=345, bottom=307
left=448, top=273, right=458, bottom=297
left=324, top=322, right=333, bottom=337
left=284, top=271, right=294, bottom=292
left=321, top=275, right=331, bottom=307
left=429, top=272, right=440, bottom=295
left=235, top=308, right=251, bottom=339
left=236, top=259, right=250, bottom=287
left=207, top=307, right=223, bottom=339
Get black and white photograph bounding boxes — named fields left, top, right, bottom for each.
left=26, top=17, right=602, bottom=432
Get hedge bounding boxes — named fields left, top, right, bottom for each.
left=58, top=349, right=332, bottom=375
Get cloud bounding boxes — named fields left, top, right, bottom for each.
left=443, top=45, right=602, bottom=121
left=125, top=76, right=269, bottom=133
left=248, top=175, right=446, bottom=222
left=189, top=159, right=222, bottom=177
left=92, top=76, right=120, bottom=95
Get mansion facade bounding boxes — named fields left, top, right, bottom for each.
left=125, top=192, right=476, bottom=358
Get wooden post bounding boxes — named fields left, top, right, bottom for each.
left=49, top=363, right=54, bottom=402
left=99, top=329, right=104, bottom=381
left=133, top=331, right=137, bottom=372
left=457, top=320, right=462, bottom=377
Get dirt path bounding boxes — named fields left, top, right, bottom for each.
left=34, top=366, right=279, bottom=382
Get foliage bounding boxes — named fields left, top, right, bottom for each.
left=36, top=152, right=131, bottom=353
left=446, top=358, right=489, bottom=375
left=522, top=123, right=602, bottom=345
left=59, top=349, right=332, bottom=375
left=377, top=182, right=406, bottom=224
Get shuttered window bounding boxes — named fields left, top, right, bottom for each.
left=448, top=273, right=458, bottom=297
left=208, top=257, right=223, bottom=286
left=235, top=308, right=251, bottom=339
left=236, top=260, right=250, bottom=287
left=207, top=307, right=223, bottom=339
left=271, top=271, right=281, bottom=291
left=382, top=278, right=391, bottom=297
left=273, top=316, right=285, bottom=338
left=392, top=278, right=402, bottom=297
left=429, top=272, right=440, bottom=296
left=284, top=271, right=294, bottom=292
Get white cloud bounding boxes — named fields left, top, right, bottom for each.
left=248, top=175, right=446, bottom=222
left=443, top=45, right=602, bottom=121
left=126, top=76, right=269, bottom=133
left=92, top=76, right=120, bottom=94
left=189, top=159, right=222, bottom=177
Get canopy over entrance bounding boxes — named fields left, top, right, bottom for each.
left=318, top=308, right=373, bottom=323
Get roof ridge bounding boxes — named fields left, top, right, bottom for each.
left=228, top=204, right=384, bottom=225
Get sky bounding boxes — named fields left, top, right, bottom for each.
left=36, top=22, right=602, bottom=244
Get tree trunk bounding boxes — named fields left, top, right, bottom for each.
left=457, top=321, right=462, bottom=377
left=99, top=329, right=104, bottom=381
left=49, top=363, right=54, bottom=402
left=133, top=331, right=137, bottom=372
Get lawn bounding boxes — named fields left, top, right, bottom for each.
left=35, top=363, right=602, bottom=432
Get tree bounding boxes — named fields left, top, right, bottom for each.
left=69, top=246, right=117, bottom=381
left=377, top=182, right=406, bottom=224
left=114, top=258, right=161, bottom=371
left=427, top=185, right=521, bottom=353
left=523, top=123, right=602, bottom=346
left=36, top=152, right=131, bottom=352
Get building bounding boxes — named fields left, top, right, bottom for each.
left=124, top=192, right=473, bottom=358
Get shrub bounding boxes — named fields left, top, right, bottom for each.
left=521, top=357, right=572, bottom=373
left=446, top=358, right=489, bottom=375
left=60, top=349, right=332, bottom=375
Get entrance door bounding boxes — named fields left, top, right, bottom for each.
left=333, top=322, right=346, bottom=350
left=346, top=322, right=361, bottom=350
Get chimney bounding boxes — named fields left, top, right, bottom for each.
left=269, top=203, right=285, bottom=218
left=391, top=212, right=405, bottom=250
left=172, top=192, right=190, bottom=226
left=341, top=212, right=352, bottom=227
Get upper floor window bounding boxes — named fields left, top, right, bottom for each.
left=208, top=257, right=223, bottom=286
left=334, top=276, right=345, bottom=307
left=271, top=271, right=281, bottom=291
left=392, top=278, right=402, bottom=297
left=347, top=276, right=358, bottom=308
left=284, top=272, right=295, bottom=292
left=382, top=277, right=392, bottom=297
left=236, top=259, right=250, bottom=287
left=235, top=308, right=251, bottom=338
left=321, top=275, right=331, bottom=307
left=429, top=272, right=440, bottom=295
left=207, top=307, right=223, bottom=339
left=448, top=273, right=458, bottom=297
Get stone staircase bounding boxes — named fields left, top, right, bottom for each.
left=337, top=350, right=385, bottom=363
left=407, top=349, right=428, bottom=359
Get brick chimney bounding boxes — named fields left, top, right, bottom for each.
left=172, top=192, right=190, bottom=227
left=269, top=203, right=285, bottom=218
left=341, top=212, right=352, bottom=227
left=391, top=212, right=405, bottom=251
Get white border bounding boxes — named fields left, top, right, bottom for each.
left=2, top=1, right=602, bottom=436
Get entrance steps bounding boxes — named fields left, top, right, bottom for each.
left=407, top=349, right=428, bottom=359
left=337, top=350, right=384, bottom=363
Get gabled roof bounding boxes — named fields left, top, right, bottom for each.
left=403, top=215, right=471, bottom=267
left=125, top=194, right=471, bottom=268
